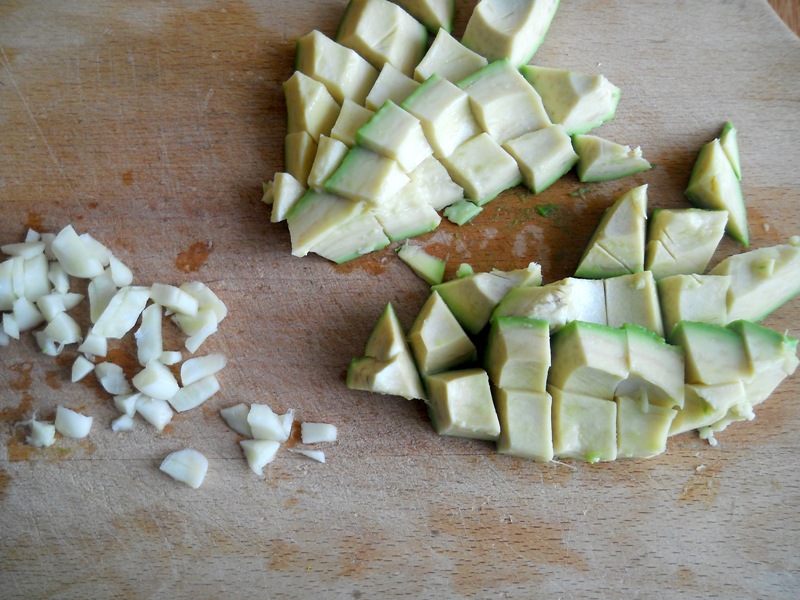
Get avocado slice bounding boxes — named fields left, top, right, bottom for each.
left=441, top=133, right=522, bottom=205
left=444, top=200, right=483, bottom=225
left=485, top=316, right=550, bottom=392
left=604, top=271, right=663, bottom=336
left=365, top=63, right=421, bottom=111
left=572, top=134, right=651, bottom=183
left=669, top=381, right=747, bottom=437
left=373, top=194, right=441, bottom=242
left=408, top=291, right=477, bottom=375
left=356, top=100, right=433, bottom=173
left=325, top=146, right=410, bottom=205
left=264, top=172, right=306, bottom=224
left=330, top=100, right=375, bottom=147
left=284, top=131, right=318, bottom=188
left=307, top=135, right=350, bottom=192
left=495, top=389, right=554, bottom=461
left=550, top=385, right=617, bottom=463
left=392, top=0, right=455, bottom=33
left=657, top=274, right=730, bottom=340
left=397, top=243, right=445, bottom=285
left=503, top=124, right=579, bottom=194
left=310, top=211, right=390, bottom=264
left=285, top=190, right=364, bottom=257
left=283, top=71, right=340, bottom=142
left=404, top=156, right=465, bottom=211
left=414, top=28, right=488, bottom=83
left=617, top=324, right=684, bottom=410
left=670, top=321, right=752, bottom=386
left=425, top=368, right=500, bottom=440
left=616, top=392, right=677, bottom=459
left=719, top=121, right=741, bottom=180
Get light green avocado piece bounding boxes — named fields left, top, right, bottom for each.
left=461, top=0, right=561, bottom=66
left=645, top=208, right=728, bottom=280
left=616, top=391, right=677, bottom=459
left=519, top=65, right=621, bottom=135
left=310, top=210, right=390, bottom=263
left=265, top=172, right=306, bottom=223
left=403, top=156, right=465, bottom=212
left=336, top=0, right=428, bottom=77
left=307, top=135, right=350, bottom=193
left=685, top=137, right=748, bottom=246
left=356, top=100, right=433, bottom=173
left=572, top=134, right=651, bottom=183
left=397, top=243, right=445, bottom=285
left=441, top=133, right=522, bottom=205
left=414, top=28, right=488, bottom=83
left=492, top=277, right=606, bottom=332
left=392, top=0, right=455, bottom=33
left=295, top=30, right=379, bottom=106
left=604, top=270, right=663, bottom=337
left=432, top=262, right=542, bottom=334
left=709, top=242, right=800, bottom=323
left=325, top=146, right=410, bottom=206
left=365, top=63, right=420, bottom=111
left=284, top=131, right=318, bottom=187
left=657, top=274, right=730, bottom=340
left=671, top=321, right=752, bottom=386
left=444, top=200, right=483, bottom=225
left=456, top=263, right=475, bottom=278
left=283, top=71, right=341, bottom=143
left=616, top=324, right=684, bottom=410
left=373, top=193, right=441, bottom=242
left=408, top=291, right=477, bottom=375
left=575, top=184, right=648, bottom=279
left=286, top=190, right=364, bottom=257
left=548, top=321, right=629, bottom=400
left=550, top=385, right=617, bottom=463
left=495, top=389, right=554, bottom=462
left=364, top=302, right=411, bottom=360
left=720, top=121, right=741, bottom=180
left=330, top=99, right=375, bottom=147
left=485, top=316, right=550, bottom=392
left=669, top=381, right=746, bottom=437
left=502, top=124, right=579, bottom=194
left=425, top=368, right=500, bottom=440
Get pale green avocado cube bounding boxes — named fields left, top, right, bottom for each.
left=456, top=263, right=475, bottom=278
left=520, top=65, right=620, bottom=135
left=575, top=184, right=648, bottom=279
left=284, top=131, right=318, bottom=187
left=550, top=386, right=617, bottom=463
left=295, top=30, right=379, bottom=106
left=657, top=274, right=730, bottom=340
left=495, top=389, right=553, bottom=461
left=402, top=74, right=482, bottom=159
left=720, top=121, right=741, bottom=180
left=728, top=320, right=799, bottom=407
left=283, top=71, right=340, bottom=143
left=356, top=100, right=433, bottom=173
left=442, top=133, right=522, bottom=205
left=310, top=211, right=390, bottom=264
left=425, top=368, right=500, bottom=440
left=393, top=0, right=455, bottom=32
left=264, top=172, right=306, bottom=224
left=645, top=208, right=728, bottom=280
left=492, top=277, right=606, bottom=332
left=485, top=316, right=550, bottom=392
left=617, top=324, right=684, bottom=410
left=330, top=100, right=375, bottom=147
left=397, top=243, right=445, bottom=285
left=364, top=302, right=412, bottom=360
left=414, top=28, right=488, bottom=83
left=307, top=135, right=350, bottom=192
left=365, top=63, right=421, bottom=111
left=373, top=193, right=441, bottom=242
left=325, top=146, right=410, bottom=205
left=572, top=134, right=651, bottom=183
left=405, top=156, right=465, bottom=211
left=669, top=381, right=746, bottom=436
left=432, top=262, right=542, bottom=334
left=548, top=321, right=629, bottom=400
left=671, top=321, right=752, bottom=386
left=444, top=200, right=483, bottom=225
left=408, top=291, right=477, bottom=375
left=336, top=0, right=428, bottom=77
left=286, top=190, right=364, bottom=257
left=503, top=124, right=579, bottom=194
left=458, top=60, right=552, bottom=145
left=604, top=270, right=663, bottom=337
left=616, top=392, right=677, bottom=459
left=461, top=0, right=560, bottom=66
left=685, top=138, right=748, bottom=246
left=709, top=242, right=800, bottom=323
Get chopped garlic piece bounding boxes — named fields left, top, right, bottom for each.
left=2, top=313, right=20, bottom=339
left=91, top=285, right=150, bottom=339
left=25, top=416, right=56, bottom=448
left=180, top=353, right=227, bottom=386
left=159, top=350, right=183, bottom=365
left=248, top=404, right=289, bottom=442
left=291, top=449, right=326, bottom=463
left=51, top=225, right=105, bottom=278
left=0, top=329, right=9, bottom=346
left=12, top=297, right=45, bottom=332
left=135, top=396, right=173, bottom=431
left=54, top=406, right=93, bottom=439
left=78, top=332, right=107, bottom=357
left=220, top=403, right=253, bottom=437
left=176, top=309, right=218, bottom=354
left=36, top=292, right=84, bottom=322
left=240, top=440, right=281, bottom=475
left=113, top=392, right=141, bottom=416
left=111, top=413, right=135, bottom=432
left=1, top=240, right=46, bottom=259
left=279, top=409, right=295, bottom=440
left=132, top=360, right=179, bottom=400
left=71, top=355, right=95, bottom=383
left=42, top=311, right=82, bottom=344
left=23, top=253, right=51, bottom=301
left=180, top=281, right=227, bottom=323
left=95, top=361, right=132, bottom=395
left=79, top=233, right=112, bottom=266
left=159, top=448, right=208, bottom=489
left=135, top=303, right=163, bottom=366
left=168, top=375, right=220, bottom=412
left=150, top=282, right=199, bottom=316
left=108, top=255, right=133, bottom=287
left=0, top=258, right=16, bottom=310
left=34, top=331, right=64, bottom=356
left=301, top=422, right=338, bottom=444
left=47, top=261, right=69, bottom=294
left=24, top=229, right=41, bottom=243
left=88, top=269, right=117, bottom=323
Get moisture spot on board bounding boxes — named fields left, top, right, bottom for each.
left=175, top=240, right=213, bottom=273
left=25, top=211, right=43, bottom=232
left=121, top=170, right=134, bottom=186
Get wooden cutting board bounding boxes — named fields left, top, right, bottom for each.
left=2, top=1, right=799, bottom=597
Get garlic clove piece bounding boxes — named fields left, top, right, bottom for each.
left=180, top=353, right=227, bottom=386
left=219, top=403, right=253, bottom=437
left=167, top=375, right=220, bottom=412
left=159, top=448, right=208, bottom=489
left=54, top=406, right=93, bottom=439
left=300, top=422, right=338, bottom=444
left=132, top=360, right=179, bottom=400
left=71, top=355, right=95, bottom=383
left=291, top=449, right=326, bottom=463
left=95, top=361, right=132, bottom=395
left=240, top=440, right=280, bottom=475
left=247, top=404, right=288, bottom=442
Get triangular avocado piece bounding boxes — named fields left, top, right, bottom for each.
left=572, top=134, right=651, bottom=182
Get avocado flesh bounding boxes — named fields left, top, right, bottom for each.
left=503, top=124, right=578, bottom=194
left=397, top=244, right=445, bottom=286
left=356, top=100, right=433, bottom=173
left=310, top=210, right=390, bottom=264
left=444, top=200, right=482, bottom=225
left=414, top=28, right=488, bottom=83
left=485, top=317, right=550, bottom=392
left=441, top=133, right=522, bottom=205
left=495, top=389, right=554, bottom=461
left=669, top=381, right=747, bottom=436
left=286, top=190, right=364, bottom=257
left=425, top=369, right=501, bottom=440
left=392, top=0, right=455, bottom=33
left=657, top=274, right=730, bottom=340
left=617, top=324, right=684, bottom=410
left=671, top=321, right=752, bottom=386
left=325, top=146, right=410, bottom=205
left=572, top=134, right=651, bottom=183
left=284, top=131, right=318, bottom=187
left=604, top=271, right=663, bottom=337
left=408, top=291, right=477, bottom=375
left=267, top=172, right=306, bottom=223
left=307, top=135, right=349, bottom=192
left=330, top=100, right=374, bottom=147
left=283, top=71, right=341, bottom=142
left=365, top=63, right=420, bottom=111
left=550, top=386, right=617, bottom=463
left=616, top=392, right=677, bottom=459
left=404, top=156, right=464, bottom=211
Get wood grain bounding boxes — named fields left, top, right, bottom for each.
left=769, top=0, right=800, bottom=36
left=1, top=1, right=799, bottom=598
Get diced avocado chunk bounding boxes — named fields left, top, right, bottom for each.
left=310, top=211, right=390, bottom=263
left=365, top=302, right=412, bottom=360
left=433, top=262, right=542, bottom=334
left=325, top=146, right=410, bottom=205
left=264, top=172, right=307, bottom=223
left=671, top=321, right=752, bottom=386
left=283, top=71, right=340, bottom=142
left=575, top=184, right=648, bottom=279
left=414, top=28, right=488, bottom=83
left=485, top=316, right=550, bottom=392
left=520, top=65, right=620, bottom=135
left=392, top=0, right=455, bottom=33
left=425, top=369, right=500, bottom=440
left=374, top=193, right=441, bottom=243
left=572, top=134, right=651, bottom=183
left=616, top=392, right=676, bottom=459
left=330, top=100, right=375, bottom=147
left=444, top=200, right=483, bottom=225
left=548, top=321, right=628, bottom=400
left=604, top=270, right=663, bottom=336
left=495, top=389, right=554, bottom=461
left=685, top=137, right=748, bottom=246
left=286, top=190, right=364, bottom=257
left=336, top=0, right=428, bottom=77
left=284, top=131, right=318, bottom=187
left=669, top=381, right=747, bottom=436
left=719, top=121, right=741, bottom=180
left=657, top=274, right=730, bottom=340
left=295, top=30, right=379, bottom=105
left=356, top=100, right=433, bottom=172
left=461, top=0, right=560, bottom=66
left=709, top=242, right=800, bottom=323
left=365, top=63, right=421, bottom=111
left=617, top=324, right=684, bottom=410
left=397, top=243, right=445, bottom=285
left=458, top=60, right=551, bottom=144
left=405, top=156, right=465, bottom=211
left=307, top=135, right=350, bottom=192
left=402, top=74, right=482, bottom=159
left=456, top=263, right=475, bottom=278
left=442, top=133, right=522, bottom=205
left=503, top=124, right=578, bottom=194
left=408, top=291, right=477, bottom=375
left=550, top=386, right=617, bottom=463
left=645, top=208, right=728, bottom=280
